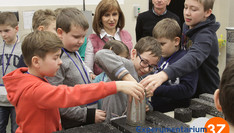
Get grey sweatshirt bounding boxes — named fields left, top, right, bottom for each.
left=0, top=41, right=22, bottom=106
left=47, top=49, right=95, bottom=129
left=95, top=49, right=139, bottom=123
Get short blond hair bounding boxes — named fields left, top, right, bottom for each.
left=32, top=9, right=56, bottom=31
left=153, top=18, right=181, bottom=41
left=197, top=0, right=215, bottom=11
left=22, top=31, right=63, bottom=67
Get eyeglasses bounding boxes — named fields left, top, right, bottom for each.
left=137, top=52, right=158, bottom=71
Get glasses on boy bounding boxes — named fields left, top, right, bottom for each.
left=137, top=52, right=158, bottom=71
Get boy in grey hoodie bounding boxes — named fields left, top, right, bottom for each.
left=46, top=8, right=102, bottom=129
left=95, top=36, right=161, bottom=122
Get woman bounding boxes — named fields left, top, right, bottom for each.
left=85, top=0, right=133, bottom=75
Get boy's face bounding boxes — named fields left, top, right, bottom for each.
left=131, top=50, right=160, bottom=76
left=184, top=0, right=212, bottom=29
left=37, top=49, right=62, bottom=78
left=57, top=25, right=87, bottom=52
left=152, top=0, right=171, bottom=11
left=0, top=25, right=18, bottom=44
left=101, top=9, right=119, bottom=32
left=157, top=37, right=180, bottom=58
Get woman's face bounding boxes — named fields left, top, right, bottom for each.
left=101, top=9, right=119, bottom=33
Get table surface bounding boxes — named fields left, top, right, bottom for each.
left=164, top=111, right=214, bottom=125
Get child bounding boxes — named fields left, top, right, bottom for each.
left=141, top=0, right=220, bottom=98
left=214, top=61, right=234, bottom=132
left=78, top=37, right=88, bottom=61
left=85, top=0, right=133, bottom=75
left=17, top=9, right=57, bottom=68
left=45, top=7, right=101, bottom=129
left=32, top=9, right=56, bottom=34
left=135, top=0, right=181, bottom=41
left=2, top=31, right=144, bottom=133
left=94, top=40, right=130, bottom=84
left=94, top=40, right=129, bottom=109
left=151, top=18, right=198, bottom=112
left=0, top=12, right=20, bottom=133
left=95, top=36, right=161, bottom=122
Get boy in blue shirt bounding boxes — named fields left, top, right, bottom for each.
left=151, top=18, right=198, bottom=112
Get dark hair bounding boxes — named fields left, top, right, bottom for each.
left=219, top=60, right=234, bottom=125
left=56, top=7, right=89, bottom=33
left=134, top=36, right=161, bottom=57
left=103, top=40, right=129, bottom=58
left=22, top=31, right=63, bottom=66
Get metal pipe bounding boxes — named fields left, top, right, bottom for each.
left=226, top=27, right=234, bottom=64
left=83, top=0, right=85, bottom=11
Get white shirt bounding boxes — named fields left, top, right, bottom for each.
left=84, top=29, right=121, bottom=72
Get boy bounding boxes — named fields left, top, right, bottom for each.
left=17, top=9, right=57, bottom=68
left=0, top=12, right=20, bottom=133
left=32, top=9, right=57, bottom=34
left=45, top=8, right=101, bottom=129
left=135, top=0, right=181, bottom=41
left=214, top=61, right=234, bottom=132
left=95, top=36, right=161, bottom=122
left=141, top=0, right=220, bottom=98
left=2, top=31, right=144, bottom=133
left=151, top=18, right=198, bottom=112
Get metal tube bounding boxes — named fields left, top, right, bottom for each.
left=83, top=0, right=85, bottom=11
left=226, top=27, right=234, bottom=64
left=126, top=95, right=146, bottom=126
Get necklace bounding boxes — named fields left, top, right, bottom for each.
left=62, top=48, right=91, bottom=84
left=2, top=36, right=18, bottom=76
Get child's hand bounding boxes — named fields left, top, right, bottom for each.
left=146, top=104, right=150, bottom=112
left=140, top=71, right=168, bottom=94
left=90, top=73, right=96, bottom=80
left=95, top=109, right=106, bottom=123
left=116, top=81, right=145, bottom=101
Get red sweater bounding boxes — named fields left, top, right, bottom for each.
left=2, top=67, right=117, bottom=133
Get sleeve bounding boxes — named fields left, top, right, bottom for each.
left=84, top=38, right=94, bottom=71
left=59, top=106, right=96, bottom=125
left=31, top=81, right=117, bottom=109
left=135, top=14, right=143, bottom=42
left=154, top=69, right=198, bottom=99
left=95, top=49, right=129, bottom=81
left=164, top=32, right=213, bottom=80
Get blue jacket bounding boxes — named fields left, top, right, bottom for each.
left=151, top=50, right=198, bottom=112
left=164, top=14, right=220, bottom=97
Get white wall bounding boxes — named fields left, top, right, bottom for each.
left=0, top=0, right=233, bottom=76
left=0, top=0, right=148, bottom=44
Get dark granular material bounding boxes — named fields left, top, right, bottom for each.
left=191, top=98, right=224, bottom=118
left=54, top=123, right=120, bottom=133
left=174, top=108, right=192, bottom=122
left=189, top=104, right=207, bottom=118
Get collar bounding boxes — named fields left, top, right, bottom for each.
left=100, top=28, right=120, bottom=39
left=152, top=7, right=167, bottom=16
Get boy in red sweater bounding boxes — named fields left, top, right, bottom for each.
left=2, top=31, right=144, bottom=133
